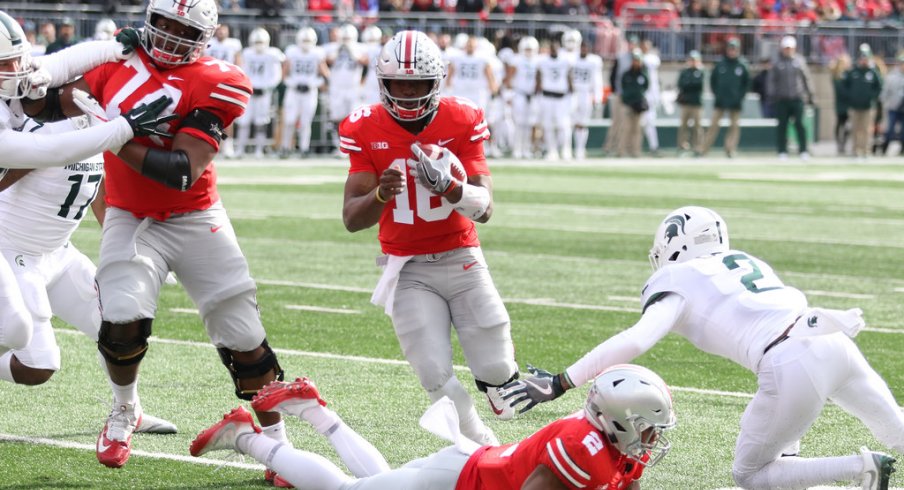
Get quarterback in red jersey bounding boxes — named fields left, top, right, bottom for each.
left=190, top=364, right=676, bottom=490
left=57, top=0, right=291, bottom=477
left=340, top=30, right=519, bottom=446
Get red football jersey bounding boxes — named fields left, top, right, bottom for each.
left=455, top=411, right=645, bottom=490
left=340, top=97, right=491, bottom=256
left=83, top=50, right=252, bottom=220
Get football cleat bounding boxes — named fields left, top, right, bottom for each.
left=96, top=402, right=141, bottom=468
left=860, top=446, right=896, bottom=490
left=190, top=406, right=260, bottom=457
left=265, top=468, right=295, bottom=488
left=484, top=386, right=514, bottom=421
left=251, top=377, right=327, bottom=418
left=135, top=413, right=178, bottom=434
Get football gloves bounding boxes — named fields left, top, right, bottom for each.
left=501, top=364, right=566, bottom=414
left=122, top=95, right=178, bottom=138
left=25, top=64, right=51, bottom=100
left=115, top=27, right=142, bottom=58
left=408, top=143, right=463, bottom=196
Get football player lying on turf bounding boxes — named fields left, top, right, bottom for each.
left=191, top=364, right=676, bottom=490
left=0, top=116, right=175, bottom=435
left=502, top=206, right=901, bottom=490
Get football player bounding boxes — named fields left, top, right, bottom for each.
left=43, top=0, right=293, bottom=480
left=204, top=24, right=243, bottom=158
left=281, top=27, right=328, bottom=159
left=325, top=24, right=368, bottom=154
left=0, top=10, right=172, bottom=356
left=93, top=19, right=117, bottom=41
left=445, top=36, right=497, bottom=120
left=339, top=30, right=519, bottom=446
left=504, top=206, right=903, bottom=490
left=191, top=365, right=676, bottom=489
left=0, top=116, right=176, bottom=435
left=536, top=41, right=574, bottom=161
left=505, top=36, right=540, bottom=159
left=236, top=27, right=285, bottom=159
left=640, top=39, right=661, bottom=157
left=359, top=25, right=384, bottom=106
left=570, top=41, right=603, bottom=160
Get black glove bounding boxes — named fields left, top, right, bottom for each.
left=500, top=364, right=566, bottom=414
left=121, top=95, right=178, bottom=138
left=115, top=27, right=141, bottom=56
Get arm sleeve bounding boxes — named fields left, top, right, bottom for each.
left=565, top=293, right=685, bottom=388
left=34, top=41, right=123, bottom=87
left=0, top=117, right=132, bottom=169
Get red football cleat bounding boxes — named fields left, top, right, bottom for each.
left=97, top=402, right=141, bottom=468
left=251, top=377, right=327, bottom=417
left=265, top=468, right=295, bottom=488
left=190, top=406, right=261, bottom=457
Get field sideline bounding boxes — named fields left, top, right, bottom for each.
left=1, top=153, right=902, bottom=489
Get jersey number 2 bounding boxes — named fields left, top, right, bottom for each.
left=722, top=253, right=781, bottom=294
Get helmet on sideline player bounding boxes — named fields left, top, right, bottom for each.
left=362, top=25, right=382, bottom=45
left=584, top=364, right=676, bottom=466
left=94, top=18, right=117, bottom=41
left=562, top=29, right=582, bottom=52
left=0, top=10, right=33, bottom=99
left=649, top=206, right=729, bottom=270
left=376, top=30, right=445, bottom=122
left=338, top=24, right=358, bottom=46
left=296, top=27, right=317, bottom=50
left=143, top=0, right=218, bottom=67
left=517, top=36, right=539, bottom=58
left=249, top=27, right=270, bottom=54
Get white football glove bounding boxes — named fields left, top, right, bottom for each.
left=72, top=88, right=121, bottom=153
left=25, top=61, right=50, bottom=100
left=408, top=143, right=464, bottom=196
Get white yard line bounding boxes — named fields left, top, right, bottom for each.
left=285, top=305, right=361, bottom=314
left=0, top=433, right=264, bottom=470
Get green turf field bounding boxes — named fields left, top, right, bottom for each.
left=1, top=156, right=902, bottom=489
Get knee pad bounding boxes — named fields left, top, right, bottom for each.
left=97, top=319, right=152, bottom=366
left=1, top=309, right=32, bottom=351
left=474, top=372, right=519, bottom=393
left=217, top=338, right=284, bottom=401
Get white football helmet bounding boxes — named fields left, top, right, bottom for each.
left=249, top=27, right=270, bottom=53
left=362, top=25, right=382, bottom=45
left=376, top=30, right=445, bottom=121
left=338, top=24, right=358, bottom=46
left=144, top=0, right=217, bottom=66
left=562, top=29, right=582, bottom=52
left=296, top=27, right=317, bottom=50
left=649, top=206, right=729, bottom=270
left=585, top=364, right=676, bottom=466
left=94, top=18, right=117, bottom=41
left=0, top=10, right=33, bottom=100
left=518, top=36, right=539, bottom=58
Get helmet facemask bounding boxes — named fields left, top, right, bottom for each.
left=0, top=11, right=33, bottom=100
left=143, top=0, right=217, bottom=67
left=376, top=31, right=445, bottom=122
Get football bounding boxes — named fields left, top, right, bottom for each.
left=411, top=143, right=468, bottom=183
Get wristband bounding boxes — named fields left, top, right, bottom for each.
left=374, top=187, right=388, bottom=204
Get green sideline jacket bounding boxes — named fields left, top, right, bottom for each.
left=843, top=66, right=883, bottom=110
left=711, top=57, right=750, bottom=110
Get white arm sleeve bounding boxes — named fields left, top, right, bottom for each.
left=33, top=41, right=124, bottom=86
left=565, top=293, right=685, bottom=388
left=0, top=117, right=132, bottom=169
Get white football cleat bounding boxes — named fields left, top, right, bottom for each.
left=859, top=446, right=896, bottom=490
left=135, top=413, right=178, bottom=434
left=190, top=406, right=260, bottom=457
left=485, top=386, right=515, bottom=421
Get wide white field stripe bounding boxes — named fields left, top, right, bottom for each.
left=805, top=290, right=875, bottom=300
left=256, top=279, right=371, bottom=293
left=285, top=305, right=361, bottom=314
left=0, top=433, right=264, bottom=470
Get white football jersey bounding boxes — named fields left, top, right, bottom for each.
left=206, top=37, right=243, bottom=64
left=643, top=52, right=661, bottom=96
left=449, top=53, right=492, bottom=98
left=508, top=54, right=539, bottom=95
left=640, top=250, right=807, bottom=372
left=241, top=47, right=285, bottom=91
left=0, top=118, right=103, bottom=254
left=326, top=43, right=366, bottom=91
left=572, top=53, right=603, bottom=99
left=284, top=45, right=326, bottom=89
left=537, top=55, right=572, bottom=95
left=0, top=99, right=26, bottom=132
left=361, top=42, right=384, bottom=105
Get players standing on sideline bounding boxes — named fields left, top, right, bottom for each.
left=340, top=30, right=519, bottom=446
left=570, top=41, right=603, bottom=161
left=640, top=39, right=662, bottom=157
left=446, top=36, right=497, bottom=122
left=504, top=206, right=902, bottom=490
left=47, top=1, right=292, bottom=482
left=505, top=35, right=540, bottom=159
left=536, top=41, right=573, bottom=161
left=360, top=25, right=384, bottom=106
left=280, top=27, right=328, bottom=159
left=191, top=365, right=676, bottom=489
left=236, top=27, right=285, bottom=159
left=205, top=24, right=243, bottom=158
left=603, top=35, right=640, bottom=157
left=326, top=24, right=368, bottom=155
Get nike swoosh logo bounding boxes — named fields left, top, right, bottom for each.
left=97, top=438, right=112, bottom=453
left=210, top=225, right=223, bottom=233
left=524, top=378, right=553, bottom=396
left=463, top=261, right=479, bottom=271
left=437, top=138, right=454, bottom=146
left=487, top=395, right=505, bottom=415
left=168, top=75, right=184, bottom=81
